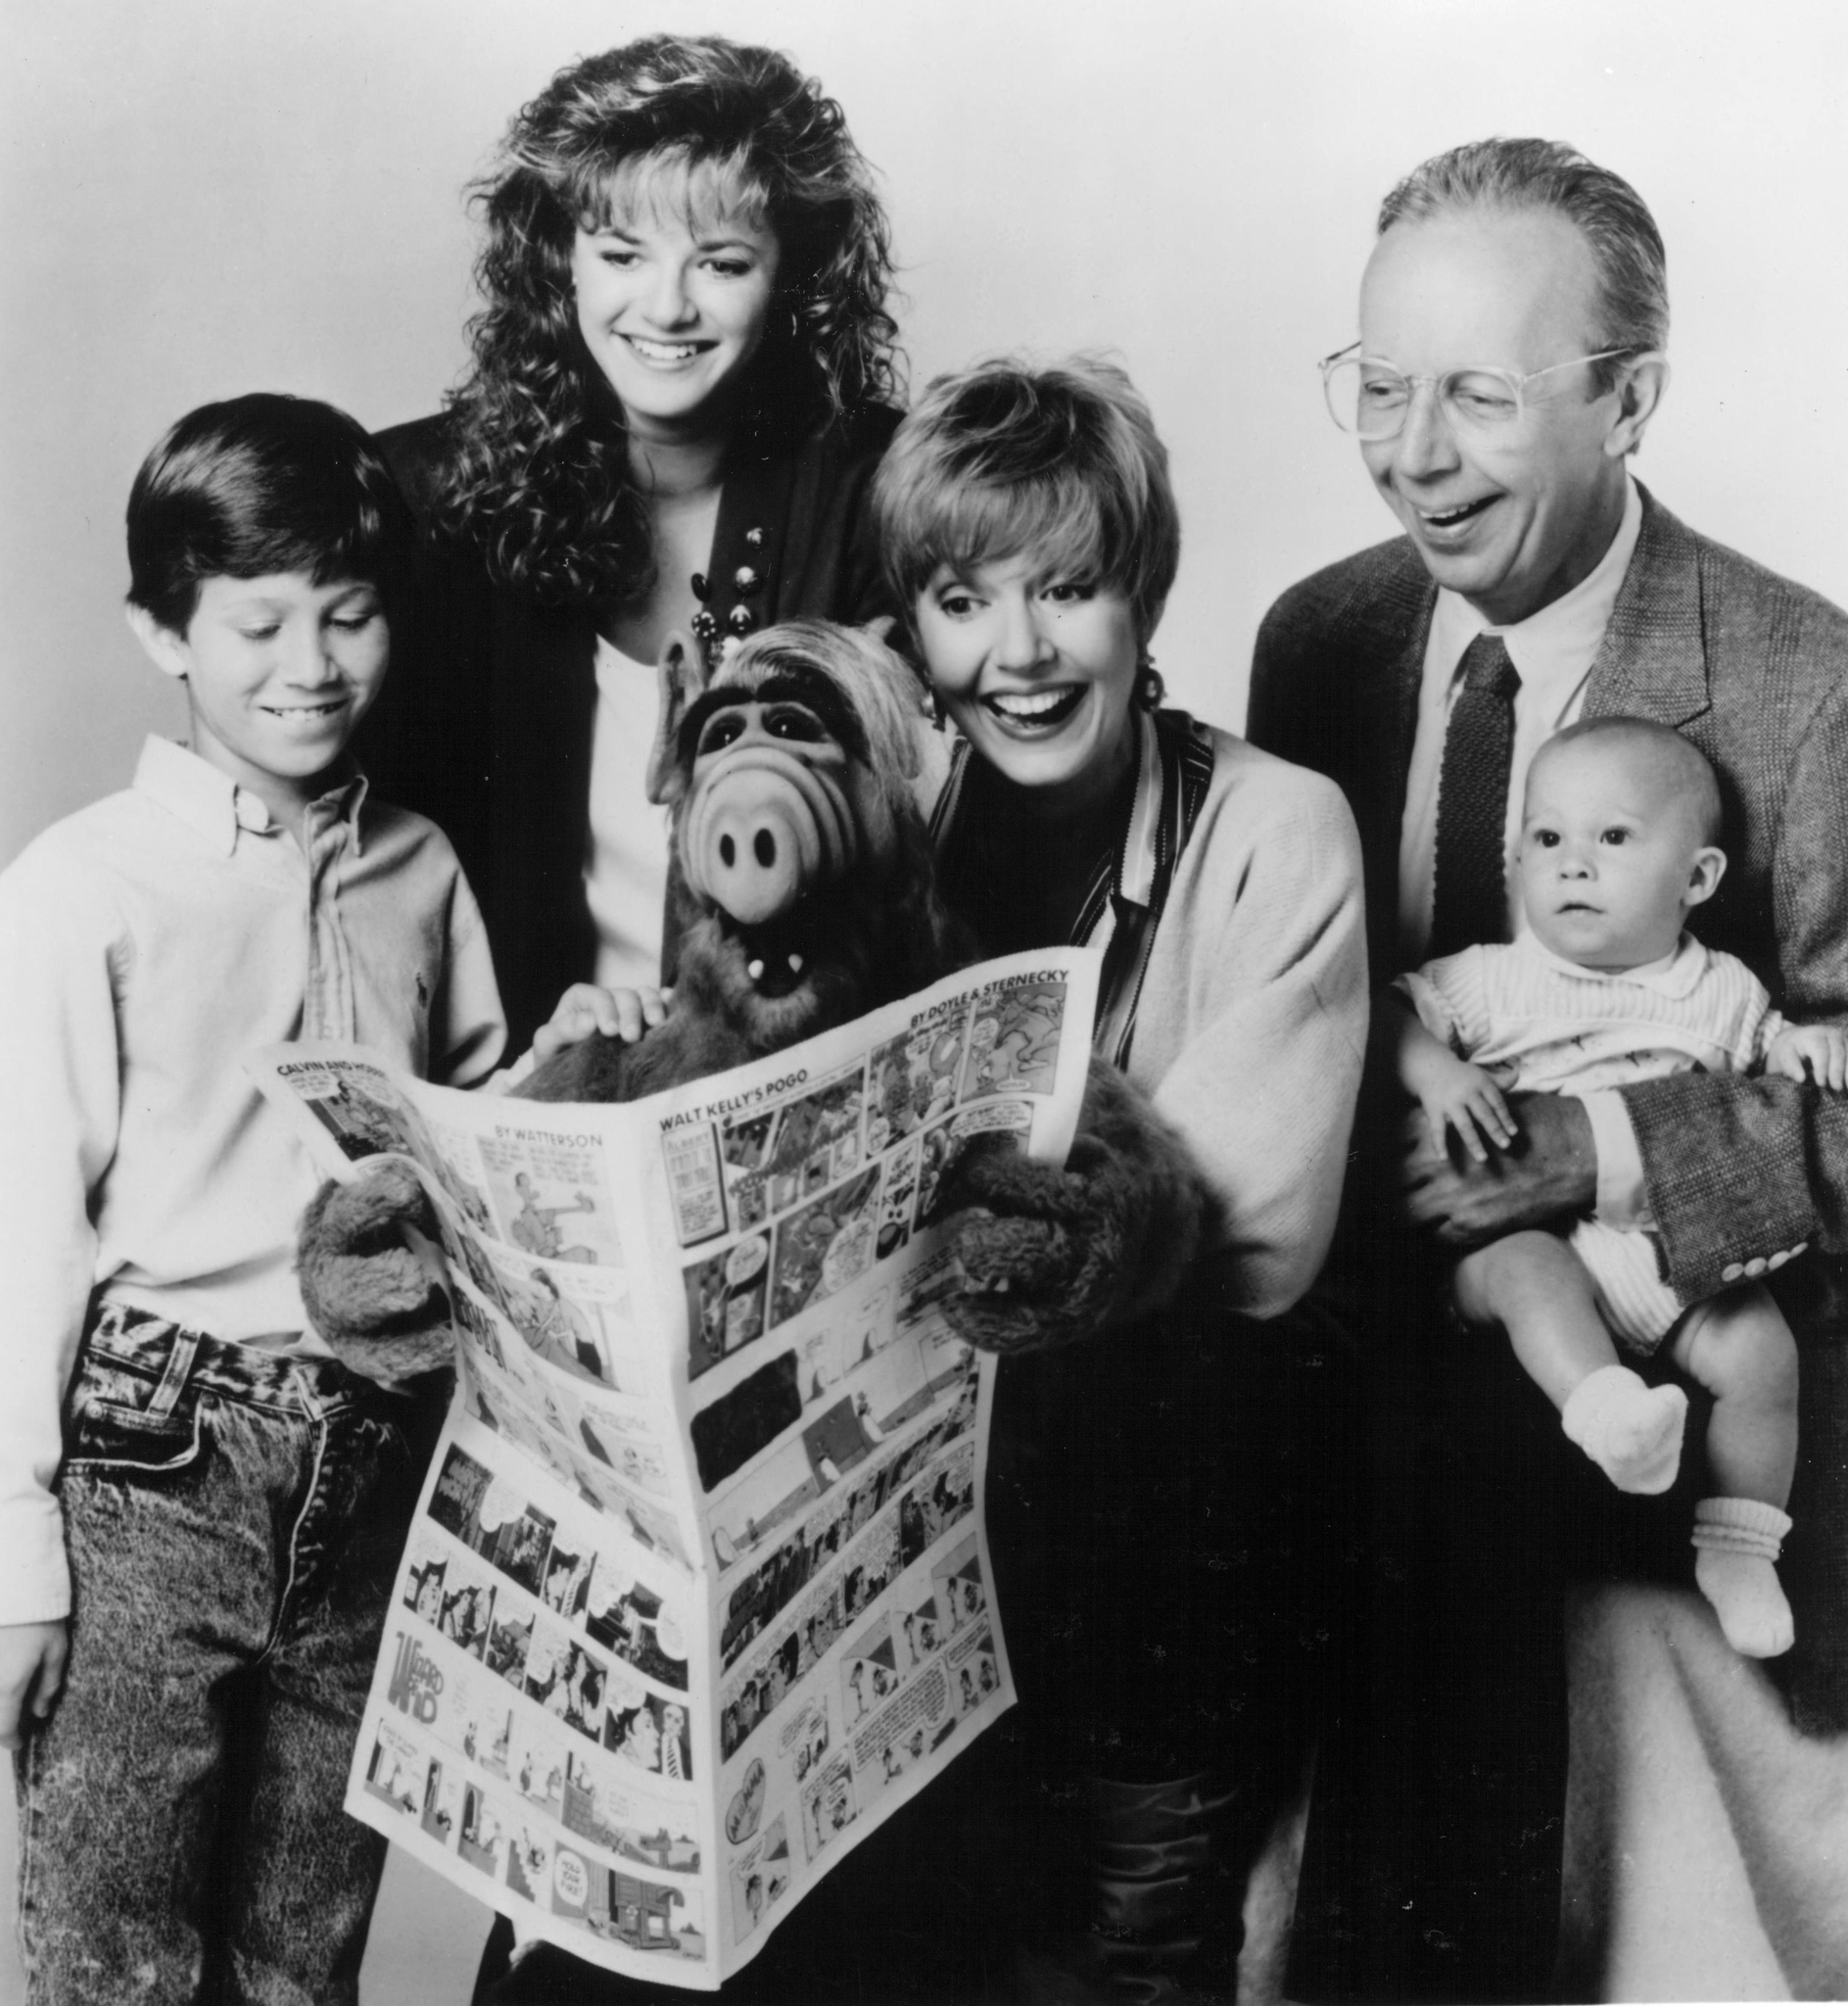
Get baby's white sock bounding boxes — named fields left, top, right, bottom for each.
left=1693, top=1497, right=1794, bottom=1658
left=1560, top=1364, right=1687, bottom=1495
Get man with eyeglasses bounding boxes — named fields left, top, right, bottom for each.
left=1249, top=137, right=1848, bottom=2002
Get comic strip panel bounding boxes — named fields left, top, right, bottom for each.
left=550, top=1853, right=708, bottom=1963
left=864, top=1004, right=968, bottom=1155
left=873, top=1138, right=921, bottom=1263
left=487, top=1252, right=637, bottom=1394
left=604, top=1683, right=695, bottom=1783
left=479, top=1124, right=624, bottom=1266
left=728, top=1813, right=793, bottom=1946
left=767, top=1167, right=881, bottom=1330
left=559, top=1746, right=701, bottom=1876
left=960, top=972, right=1067, bottom=1102
left=684, top=1230, right=770, bottom=1382
left=935, top=1535, right=990, bottom=1640
left=851, top=1656, right=959, bottom=1801
left=799, top=1753, right=859, bottom=1864
left=281, top=1057, right=432, bottom=1165
left=584, top=1559, right=689, bottom=1694
left=524, top=1619, right=609, bottom=1744
left=749, top=1072, right=867, bottom=1218
left=426, top=1445, right=557, bottom=1599
left=437, top=1556, right=498, bottom=1660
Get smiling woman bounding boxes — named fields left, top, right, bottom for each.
left=355, top=34, right=905, bottom=1048
left=873, top=357, right=1370, bottom=1992
left=567, top=180, right=782, bottom=441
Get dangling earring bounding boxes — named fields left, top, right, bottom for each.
left=1135, top=654, right=1165, bottom=711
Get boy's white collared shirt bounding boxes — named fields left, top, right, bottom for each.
left=0, top=736, right=505, bottom=1625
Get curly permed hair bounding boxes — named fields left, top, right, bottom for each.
left=437, top=34, right=901, bottom=608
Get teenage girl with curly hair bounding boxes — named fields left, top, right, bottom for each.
left=361, top=35, right=906, bottom=1046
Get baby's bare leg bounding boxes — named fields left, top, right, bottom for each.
left=1668, top=1285, right=1799, bottom=1658
left=1453, top=1232, right=1686, bottom=1494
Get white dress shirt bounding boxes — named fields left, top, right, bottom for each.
left=586, top=637, right=672, bottom=993
left=1396, top=475, right=1650, bottom=1220
left=0, top=738, right=506, bottom=1624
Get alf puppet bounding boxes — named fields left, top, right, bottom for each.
left=298, top=620, right=1208, bottom=1377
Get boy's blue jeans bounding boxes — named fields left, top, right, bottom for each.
left=15, top=1303, right=421, bottom=2005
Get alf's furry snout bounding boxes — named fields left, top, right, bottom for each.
left=681, top=732, right=860, bottom=931
left=523, top=621, right=966, bottom=1100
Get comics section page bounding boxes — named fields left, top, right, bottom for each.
left=248, top=945, right=1099, bottom=1989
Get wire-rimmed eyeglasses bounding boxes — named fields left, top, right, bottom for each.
left=1319, top=342, right=1647, bottom=441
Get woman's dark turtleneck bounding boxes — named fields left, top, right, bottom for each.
left=938, top=743, right=1139, bottom=959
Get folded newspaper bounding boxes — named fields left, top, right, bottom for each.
left=251, top=947, right=1100, bottom=1989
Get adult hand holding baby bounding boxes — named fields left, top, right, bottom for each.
left=1398, top=1088, right=1597, bottom=1245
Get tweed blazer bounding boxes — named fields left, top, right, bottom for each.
left=358, top=406, right=901, bottom=1049
left=1249, top=483, right=1848, bottom=1313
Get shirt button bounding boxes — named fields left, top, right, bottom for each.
left=1721, top=1263, right=1744, bottom=1283
left=1744, top=1257, right=1769, bottom=1278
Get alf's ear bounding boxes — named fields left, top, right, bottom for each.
left=860, top=614, right=897, bottom=645
left=646, top=630, right=708, bottom=805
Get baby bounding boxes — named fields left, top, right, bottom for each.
left=1388, top=715, right=1844, bottom=1659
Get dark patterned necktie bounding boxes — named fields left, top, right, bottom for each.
left=1428, top=634, right=1522, bottom=957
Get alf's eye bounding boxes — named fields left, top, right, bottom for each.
left=699, top=714, right=746, bottom=755
left=766, top=708, right=825, bottom=742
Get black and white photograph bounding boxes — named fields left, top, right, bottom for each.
left=4, top=0, right=1848, bottom=2001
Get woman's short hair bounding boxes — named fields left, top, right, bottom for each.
left=1379, top=138, right=1668, bottom=394
left=441, top=34, right=900, bottom=606
left=873, top=357, right=1180, bottom=644
left=126, top=394, right=406, bottom=634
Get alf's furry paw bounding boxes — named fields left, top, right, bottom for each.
left=937, top=1057, right=1211, bottom=1356
left=297, top=1161, right=454, bottom=1387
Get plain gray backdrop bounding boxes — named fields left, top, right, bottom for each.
left=3, top=1, right=1846, bottom=1998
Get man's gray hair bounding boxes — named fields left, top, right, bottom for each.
left=1379, top=138, right=1668, bottom=392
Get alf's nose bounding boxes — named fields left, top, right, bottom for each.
left=684, top=756, right=857, bottom=926
left=708, top=799, right=806, bottom=924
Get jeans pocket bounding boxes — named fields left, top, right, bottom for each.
left=64, top=1392, right=204, bottom=1475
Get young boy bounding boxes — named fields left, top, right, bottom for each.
left=1388, top=715, right=1843, bottom=1660
left=0, top=395, right=505, bottom=2000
